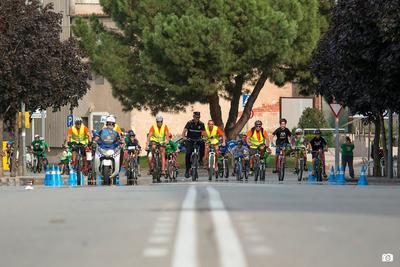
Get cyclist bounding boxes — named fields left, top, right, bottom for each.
left=182, top=112, right=205, bottom=178
left=146, top=116, right=170, bottom=175
left=291, top=128, right=308, bottom=173
left=308, top=129, right=328, bottom=178
left=165, top=134, right=179, bottom=160
left=231, top=140, right=250, bottom=180
left=202, top=120, right=226, bottom=169
left=246, top=120, right=270, bottom=175
left=103, top=114, right=123, bottom=135
left=124, top=130, right=141, bottom=176
left=59, top=145, right=72, bottom=174
left=67, top=117, right=92, bottom=173
left=272, top=118, right=292, bottom=173
left=31, top=135, right=50, bottom=169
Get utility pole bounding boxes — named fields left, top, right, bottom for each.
left=388, top=110, right=393, bottom=178
left=21, top=101, right=27, bottom=176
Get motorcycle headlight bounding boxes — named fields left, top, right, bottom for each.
left=105, top=150, right=115, bottom=156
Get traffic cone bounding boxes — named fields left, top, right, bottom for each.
left=50, top=165, right=57, bottom=187
left=307, top=164, right=316, bottom=183
left=56, top=165, right=63, bottom=187
left=97, top=175, right=102, bottom=186
left=328, top=166, right=336, bottom=184
left=357, top=164, right=368, bottom=186
left=80, top=172, right=85, bottom=186
left=68, top=168, right=77, bottom=187
left=336, top=166, right=345, bottom=185
left=44, top=165, right=51, bottom=186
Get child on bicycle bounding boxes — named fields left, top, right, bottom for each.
left=231, top=141, right=250, bottom=174
left=308, top=129, right=328, bottom=178
left=291, top=128, right=308, bottom=173
left=59, top=145, right=72, bottom=174
left=165, top=134, right=180, bottom=168
left=124, top=130, right=141, bottom=173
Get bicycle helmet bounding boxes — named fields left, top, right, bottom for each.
left=237, top=140, right=243, bottom=146
left=128, top=130, right=135, bottom=136
left=255, top=120, right=262, bottom=127
left=314, top=129, right=321, bottom=135
left=34, top=134, right=40, bottom=139
left=295, top=128, right=303, bottom=134
left=106, top=116, right=116, bottom=124
left=156, top=115, right=163, bottom=122
left=74, top=117, right=83, bottom=124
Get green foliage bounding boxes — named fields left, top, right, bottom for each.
left=0, top=0, right=90, bottom=122
left=75, top=0, right=325, bottom=135
left=298, top=108, right=328, bottom=129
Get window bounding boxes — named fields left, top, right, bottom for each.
left=75, top=0, right=100, bottom=4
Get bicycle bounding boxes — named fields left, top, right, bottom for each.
left=126, top=145, right=140, bottom=185
left=216, top=146, right=229, bottom=181
left=293, top=146, right=307, bottom=182
left=188, top=138, right=202, bottom=181
left=311, top=149, right=324, bottom=182
left=86, top=144, right=96, bottom=185
left=253, top=145, right=267, bottom=182
left=32, top=151, right=48, bottom=174
left=150, top=142, right=162, bottom=183
left=69, top=142, right=86, bottom=186
left=207, top=142, right=217, bottom=181
left=277, top=144, right=289, bottom=181
left=166, top=152, right=178, bottom=183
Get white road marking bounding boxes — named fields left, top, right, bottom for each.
left=148, top=236, right=170, bottom=244
left=143, top=247, right=169, bottom=257
left=245, top=235, right=266, bottom=242
left=207, top=186, right=248, bottom=267
left=249, top=245, right=275, bottom=256
left=171, top=186, right=198, bottom=267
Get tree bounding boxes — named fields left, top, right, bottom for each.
left=74, top=0, right=325, bottom=139
left=0, top=0, right=90, bottom=177
left=298, top=108, right=328, bottom=129
left=310, top=0, right=400, bottom=176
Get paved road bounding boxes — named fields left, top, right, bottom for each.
left=0, top=175, right=399, bottom=267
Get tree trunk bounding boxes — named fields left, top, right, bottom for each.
left=209, top=92, right=224, bottom=128
left=373, top=117, right=381, bottom=177
left=225, top=75, right=245, bottom=138
left=226, top=72, right=268, bottom=140
left=0, top=115, right=3, bottom=178
left=11, top=113, right=19, bottom=177
left=380, top=113, right=388, bottom=177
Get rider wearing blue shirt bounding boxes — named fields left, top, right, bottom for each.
left=95, top=116, right=120, bottom=149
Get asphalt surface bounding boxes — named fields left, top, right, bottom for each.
left=0, top=174, right=399, bottom=267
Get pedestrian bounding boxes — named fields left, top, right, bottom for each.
left=341, top=136, right=355, bottom=179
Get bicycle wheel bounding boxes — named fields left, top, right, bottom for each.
left=298, top=159, right=304, bottom=182
left=152, top=154, right=161, bottom=183
left=191, top=153, right=198, bottom=181
left=260, top=164, right=266, bottom=181
left=254, top=159, right=260, bottom=182
left=208, top=154, right=215, bottom=181
left=224, top=159, right=229, bottom=179
left=243, top=162, right=248, bottom=181
left=316, top=161, right=323, bottom=182
left=168, top=161, right=175, bottom=182
left=236, top=161, right=242, bottom=181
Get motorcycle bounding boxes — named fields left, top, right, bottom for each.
left=94, top=144, right=121, bottom=186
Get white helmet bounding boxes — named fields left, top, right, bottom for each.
left=156, top=116, right=163, bottom=122
left=34, top=134, right=40, bottom=139
left=74, top=117, right=83, bottom=124
left=106, top=116, right=116, bottom=124
left=295, top=128, right=303, bottom=134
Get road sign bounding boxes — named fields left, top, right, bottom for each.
left=242, top=94, right=250, bottom=107
left=329, top=103, right=343, bottom=117
left=67, top=114, right=74, bottom=127
left=31, top=110, right=47, bottom=119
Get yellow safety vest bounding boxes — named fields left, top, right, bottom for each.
left=150, top=124, right=167, bottom=144
left=249, top=128, right=265, bottom=148
left=205, top=125, right=219, bottom=145
left=71, top=125, right=88, bottom=145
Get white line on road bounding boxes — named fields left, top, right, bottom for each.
left=143, top=247, right=169, bottom=257
left=207, top=186, right=248, bottom=267
left=171, top=186, right=198, bottom=267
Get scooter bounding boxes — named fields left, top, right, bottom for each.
left=94, top=144, right=121, bottom=185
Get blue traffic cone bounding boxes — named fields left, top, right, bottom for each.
left=357, top=165, right=368, bottom=186
left=328, top=166, right=336, bottom=184
left=307, top=164, right=316, bottom=183
left=56, top=165, right=63, bottom=187
left=97, top=175, right=102, bottom=186
left=50, top=165, right=57, bottom=187
left=44, top=165, right=50, bottom=186
left=336, top=166, right=345, bottom=185
left=80, top=172, right=85, bottom=186
left=68, top=168, right=77, bottom=187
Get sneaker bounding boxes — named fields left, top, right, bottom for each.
left=185, top=170, right=190, bottom=178
left=249, top=171, right=253, bottom=176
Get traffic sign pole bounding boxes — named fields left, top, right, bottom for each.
left=329, top=103, right=343, bottom=169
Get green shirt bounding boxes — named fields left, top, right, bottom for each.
left=165, top=140, right=178, bottom=155
left=341, top=143, right=354, bottom=156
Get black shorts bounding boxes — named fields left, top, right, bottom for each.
left=70, top=143, right=86, bottom=156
